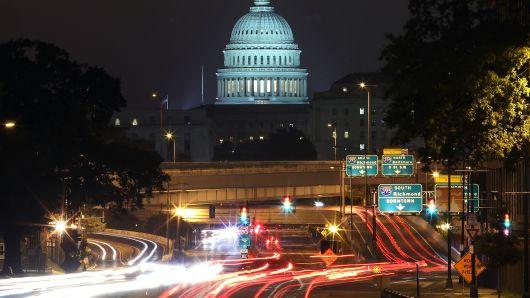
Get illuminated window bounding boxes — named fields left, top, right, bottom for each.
left=360, top=108, right=365, bottom=115
left=132, top=119, right=138, bottom=126
left=274, top=80, right=278, bottom=93
left=289, top=123, right=294, bottom=128
left=254, top=80, right=258, bottom=93
left=219, top=139, right=224, bottom=144
left=267, top=80, right=271, bottom=93
left=250, top=136, right=254, bottom=141
left=259, top=136, right=264, bottom=140
left=344, top=131, right=349, bottom=139
left=114, top=118, right=121, bottom=126
left=260, top=80, right=265, bottom=93
left=342, top=87, right=348, bottom=93
left=360, top=144, right=365, bottom=150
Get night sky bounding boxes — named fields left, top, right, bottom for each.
left=0, top=0, right=408, bottom=110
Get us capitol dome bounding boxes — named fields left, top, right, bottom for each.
left=216, top=0, right=309, bottom=105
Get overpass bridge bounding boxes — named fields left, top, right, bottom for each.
left=140, top=161, right=429, bottom=221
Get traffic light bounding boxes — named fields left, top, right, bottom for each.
left=501, top=213, right=511, bottom=236
left=282, top=196, right=293, bottom=213
left=427, top=199, right=436, bottom=215
left=240, top=205, right=250, bottom=226
left=504, top=213, right=511, bottom=228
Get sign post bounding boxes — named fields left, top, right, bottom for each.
left=346, top=155, right=378, bottom=177
left=382, top=155, right=415, bottom=176
left=378, top=184, right=423, bottom=213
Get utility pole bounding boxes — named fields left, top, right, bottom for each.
left=470, top=172, right=478, bottom=298
left=446, top=168, right=453, bottom=289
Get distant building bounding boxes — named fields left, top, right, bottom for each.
left=114, top=0, right=399, bottom=161
left=312, top=73, right=395, bottom=160
left=216, top=0, right=309, bottom=105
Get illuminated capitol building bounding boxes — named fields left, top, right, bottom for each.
left=115, top=0, right=396, bottom=161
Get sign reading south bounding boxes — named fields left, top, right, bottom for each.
left=382, top=155, right=415, bottom=176
left=378, top=184, right=423, bottom=213
left=346, top=155, right=378, bottom=177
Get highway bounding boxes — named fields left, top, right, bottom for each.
left=0, top=210, right=450, bottom=298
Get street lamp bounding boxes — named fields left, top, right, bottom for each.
left=359, top=82, right=376, bottom=249
left=54, top=220, right=67, bottom=234
left=327, top=123, right=337, bottom=161
left=4, top=121, right=15, bottom=129
left=165, top=131, right=176, bottom=163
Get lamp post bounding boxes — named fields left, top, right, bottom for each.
left=165, top=132, right=176, bottom=162
left=152, top=92, right=169, bottom=160
left=359, top=82, right=376, bottom=252
left=327, top=123, right=337, bottom=161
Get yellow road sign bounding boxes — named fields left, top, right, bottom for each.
left=454, top=252, right=486, bottom=284
left=434, top=175, right=463, bottom=184
left=383, top=148, right=408, bottom=155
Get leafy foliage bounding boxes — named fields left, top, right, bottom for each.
left=381, top=0, right=530, bottom=164
left=0, top=39, right=166, bottom=274
left=475, top=231, right=520, bottom=269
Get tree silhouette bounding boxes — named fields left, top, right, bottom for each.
left=0, top=39, right=166, bottom=274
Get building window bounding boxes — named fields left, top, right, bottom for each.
left=250, top=136, right=254, bottom=141
left=360, top=131, right=365, bottom=139
left=114, top=118, right=121, bottom=126
left=260, top=80, right=265, bottom=93
left=360, top=119, right=364, bottom=126
left=332, top=108, right=337, bottom=116
left=360, top=108, right=365, bottom=115
left=219, top=139, right=224, bottom=144
left=267, top=56, right=270, bottom=65
left=184, top=116, right=191, bottom=125
left=372, top=119, right=377, bottom=127
left=344, top=108, right=349, bottom=116
left=254, top=80, right=258, bottom=93
left=259, top=136, right=264, bottom=140
left=274, top=80, right=278, bottom=93
left=267, top=80, right=271, bottom=93
left=132, top=118, right=138, bottom=126
left=344, top=131, right=349, bottom=139
left=342, top=87, right=348, bottom=93
left=360, top=144, right=365, bottom=151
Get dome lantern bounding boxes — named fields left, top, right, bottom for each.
left=254, top=0, right=271, bottom=6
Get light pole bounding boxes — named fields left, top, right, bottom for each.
left=165, top=132, right=176, bottom=162
left=327, top=123, right=337, bottom=161
left=360, top=82, right=376, bottom=252
left=152, top=92, right=169, bottom=160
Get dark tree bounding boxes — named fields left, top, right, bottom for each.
left=381, top=0, right=530, bottom=165
left=0, top=39, right=166, bottom=274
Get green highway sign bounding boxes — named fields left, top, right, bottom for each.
left=240, top=234, right=251, bottom=249
left=382, top=155, right=415, bottom=176
left=378, top=184, right=423, bottom=213
left=346, top=155, right=378, bottom=177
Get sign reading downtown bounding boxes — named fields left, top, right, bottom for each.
left=346, top=155, right=378, bottom=177
left=378, top=184, right=423, bottom=213
left=381, top=155, right=415, bottom=176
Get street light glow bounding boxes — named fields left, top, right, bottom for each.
left=314, top=201, right=324, bottom=208
left=4, top=122, right=15, bottom=128
left=328, top=224, right=339, bottom=234
left=327, top=123, right=332, bottom=128
left=432, top=171, right=440, bottom=178
left=54, top=220, right=67, bottom=234
left=165, top=132, right=173, bottom=140
left=151, top=92, right=157, bottom=98
left=359, top=82, right=366, bottom=89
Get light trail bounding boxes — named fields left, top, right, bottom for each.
left=95, top=232, right=158, bottom=265
left=87, top=241, right=107, bottom=261
left=89, top=239, right=118, bottom=261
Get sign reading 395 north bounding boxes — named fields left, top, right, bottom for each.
left=346, top=155, right=378, bottom=177
left=382, top=155, right=415, bottom=176
left=378, top=184, right=423, bottom=213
